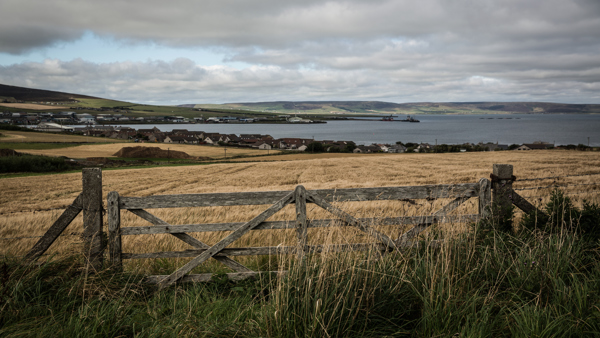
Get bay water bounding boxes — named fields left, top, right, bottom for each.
left=114, top=114, right=600, bottom=146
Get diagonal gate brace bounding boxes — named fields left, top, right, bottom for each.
left=129, top=209, right=252, bottom=273
left=398, top=195, right=470, bottom=245
left=306, top=190, right=397, bottom=250
left=158, top=190, right=295, bottom=289
left=25, top=194, right=83, bottom=262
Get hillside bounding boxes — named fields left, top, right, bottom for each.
left=3, top=83, right=600, bottom=116
left=0, top=84, right=265, bottom=118
left=195, top=100, right=600, bottom=115
left=0, top=83, right=97, bottom=103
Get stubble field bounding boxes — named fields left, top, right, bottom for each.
left=2, top=149, right=599, bottom=275
left=1, top=130, right=277, bottom=159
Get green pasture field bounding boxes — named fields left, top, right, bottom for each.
left=0, top=142, right=81, bottom=150
left=72, top=98, right=267, bottom=119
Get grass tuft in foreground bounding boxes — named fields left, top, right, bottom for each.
left=2, top=203, right=600, bottom=337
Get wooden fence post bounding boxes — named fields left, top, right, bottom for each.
left=295, top=185, right=308, bottom=257
left=82, top=168, right=104, bottom=271
left=491, top=164, right=514, bottom=231
left=478, top=178, right=491, bottom=218
left=107, top=191, right=122, bottom=270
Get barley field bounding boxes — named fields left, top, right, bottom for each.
left=15, top=142, right=277, bottom=159
left=2, top=150, right=599, bottom=272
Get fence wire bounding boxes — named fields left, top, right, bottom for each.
left=514, top=182, right=600, bottom=191
left=515, top=172, right=600, bottom=182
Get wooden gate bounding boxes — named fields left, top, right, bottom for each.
left=108, top=178, right=491, bottom=289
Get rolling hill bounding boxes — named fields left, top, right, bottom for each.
left=195, top=101, right=600, bottom=115
left=0, top=84, right=97, bottom=103
left=2, top=83, right=599, bottom=116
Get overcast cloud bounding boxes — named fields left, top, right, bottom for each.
left=1, top=0, right=599, bottom=104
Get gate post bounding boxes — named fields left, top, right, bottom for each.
left=478, top=178, right=491, bottom=218
left=107, top=191, right=122, bottom=270
left=295, top=185, right=308, bottom=258
left=491, top=164, right=514, bottom=232
left=82, top=168, right=104, bottom=271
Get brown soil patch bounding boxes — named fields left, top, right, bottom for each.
left=113, top=146, right=197, bottom=159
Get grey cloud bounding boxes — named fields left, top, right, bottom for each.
left=1, top=58, right=598, bottom=104
left=2, top=0, right=599, bottom=51
left=1, top=0, right=599, bottom=104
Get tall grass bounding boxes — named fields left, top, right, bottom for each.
left=2, top=218, right=599, bottom=337
left=2, top=153, right=600, bottom=336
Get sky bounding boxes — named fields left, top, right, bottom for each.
left=1, top=0, right=599, bottom=105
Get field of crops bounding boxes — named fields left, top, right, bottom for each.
left=2, top=149, right=600, bottom=336
left=2, top=149, right=599, bottom=261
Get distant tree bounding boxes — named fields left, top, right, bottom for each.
left=306, top=142, right=324, bottom=152
left=343, top=142, right=357, bottom=153
left=433, top=144, right=449, bottom=153
left=508, top=144, right=520, bottom=150
left=577, top=144, right=590, bottom=151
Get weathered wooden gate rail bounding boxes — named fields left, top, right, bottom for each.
left=26, top=164, right=542, bottom=286
left=26, top=168, right=104, bottom=270
left=107, top=179, right=492, bottom=289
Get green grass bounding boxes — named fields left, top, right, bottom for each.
left=2, top=190, right=600, bottom=337
left=70, top=98, right=270, bottom=119
left=0, top=154, right=72, bottom=173
left=0, top=142, right=81, bottom=150
left=0, top=161, right=216, bottom=179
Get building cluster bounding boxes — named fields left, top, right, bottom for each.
left=0, top=111, right=264, bottom=125
left=2, top=111, right=559, bottom=152
left=70, top=126, right=354, bottom=152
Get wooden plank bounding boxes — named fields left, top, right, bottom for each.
left=479, top=178, right=491, bottom=218
left=306, top=190, right=397, bottom=249
left=119, top=183, right=480, bottom=209
left=82, top=168, right=104, bottom=271
left=492, top=164, right=514, bottom=231
left=145, top=271, right=272, bottom=284
left=127, top=239, right=442, bottom=261
left=125, top=242, right=395, bottom=260
left=107, top=191, right=122, bottom=269
left=128, top=209, right=253, bottom=273
left=129, top=209, right=208, bottom=248
left=295, top=185, right=308, bottom=257
left=397, top=225, right=429, bottom=245
left=433, top=196, right=470, bottom=217
left=396, top=196, right=472, bottom=246
left=511, top=189, right=546, bottom=216
left=157, top=190, right=295, bottom=289
left=25, top=194, right=83, bottom=262
left=312, top=184, right=479, bottom=202
left=120, top=214, right=480, bottom=236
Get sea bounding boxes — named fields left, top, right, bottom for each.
left=112, top=114, right=600, bottom=146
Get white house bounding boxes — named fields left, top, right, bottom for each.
left=35, top=122, right=74, bottom=132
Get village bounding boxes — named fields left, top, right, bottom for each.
left=25, top=123, right=565, bottom=153
left=0, top=110, right=318, bottom=124
left=1, top=111, right=577, bottom=153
